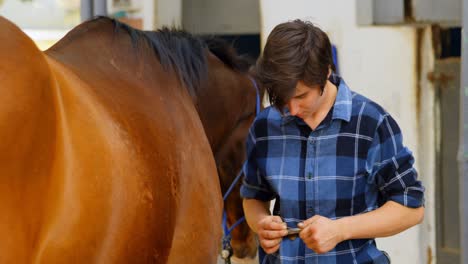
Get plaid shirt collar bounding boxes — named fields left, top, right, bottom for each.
left=281, top=74, right=352, bottom=126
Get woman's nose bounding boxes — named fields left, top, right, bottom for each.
left=288, top=100, right=299, bottom=116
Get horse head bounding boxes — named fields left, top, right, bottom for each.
left=195, top=39, right=263, bottom=261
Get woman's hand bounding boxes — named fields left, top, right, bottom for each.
left=256, top=215, right=288, bottom=254
left=298, top=215, right=345, bottom=254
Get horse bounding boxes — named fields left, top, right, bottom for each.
left=0, top=16, right=260, bottom=263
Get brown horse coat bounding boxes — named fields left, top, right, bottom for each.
left=0, top=16, right=258, bottom=263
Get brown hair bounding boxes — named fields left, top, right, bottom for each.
left=256, top=19, right=335, bottom=111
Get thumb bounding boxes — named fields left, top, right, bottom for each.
left=271, top=215, right=284, bottom=224
left=298, top=215, right=321, bottom=228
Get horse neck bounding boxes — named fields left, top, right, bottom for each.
left=195, top=54, right=253, bottom=156
left=195, top=54, right=260, bottom=259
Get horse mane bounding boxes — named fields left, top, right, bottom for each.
left=202, top=37, right=252, bottom=73
left=92, top=17, right=250, bottom=97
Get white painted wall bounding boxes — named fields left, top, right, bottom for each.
left=260, top=1, right=434, bottom=263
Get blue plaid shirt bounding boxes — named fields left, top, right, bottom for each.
left=240, top=75, right=424, bottom=264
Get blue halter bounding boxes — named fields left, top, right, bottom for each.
left=220, top=77, right=261, bottom=263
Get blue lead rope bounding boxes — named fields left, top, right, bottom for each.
left=220, top=77, right=261, bottom=263
left=223, top=169, right=244, bottom=201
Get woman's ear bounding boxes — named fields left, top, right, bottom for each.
left=327, top=67, right=332, bottom=78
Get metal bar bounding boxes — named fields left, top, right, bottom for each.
left=460, top=0, right=468, bottom=262
left=93, top=0, right=108, bottom=17
left=81, top=0, right=93, bottom=22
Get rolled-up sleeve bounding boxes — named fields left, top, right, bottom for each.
left=240, top=126, right=276, bottom=201
left=367, top=114, right=425, bottom=208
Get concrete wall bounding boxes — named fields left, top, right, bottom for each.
left=155, top=0, right=182, bottom=28
left=182, top=0, right=260, bottom=34
left=139, top=0, right=260, bottom=33
left=125, top=0, right=182, bottom=30
left=260, top=0, right=435, bottom=263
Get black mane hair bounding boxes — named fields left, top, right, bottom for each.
left=94, top=16, right=251, bottom=97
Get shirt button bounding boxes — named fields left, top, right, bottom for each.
left=307, top=172, right=312, bottom=179
left=309, top=138, right=315, bottom=144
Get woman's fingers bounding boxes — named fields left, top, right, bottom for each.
left=259, top=229, right=288, bottom=239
